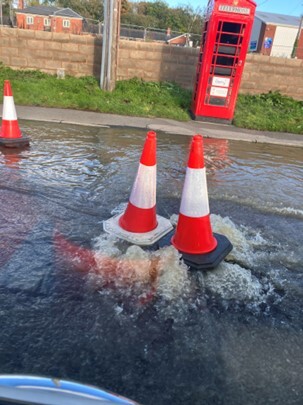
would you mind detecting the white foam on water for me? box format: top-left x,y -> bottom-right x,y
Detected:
211,214 -> 270,268
93,233 -> 121,257
272,207 -> 303,218
155,246 -> 190,301
91,214 -> 276,307
203,262 -> 264,302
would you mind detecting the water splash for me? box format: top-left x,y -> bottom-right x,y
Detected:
210,213 -> 270,268
155,246 -> 190,301
203,262 -> 264,302
91,214 -> 278,309
91,235 -> 189,303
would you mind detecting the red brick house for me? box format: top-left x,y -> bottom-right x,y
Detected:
16,5 -> 83,35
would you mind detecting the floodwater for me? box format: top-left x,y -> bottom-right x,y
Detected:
0,121 -> 302,405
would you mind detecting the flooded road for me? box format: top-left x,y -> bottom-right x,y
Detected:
0,121 -> 302,405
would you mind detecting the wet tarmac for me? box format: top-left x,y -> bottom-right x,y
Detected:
0,122 -> 302,405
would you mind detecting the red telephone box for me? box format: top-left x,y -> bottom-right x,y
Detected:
191,0 -> 256,123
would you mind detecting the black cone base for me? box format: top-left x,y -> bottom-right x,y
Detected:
180,233 -> 233,271
0,136 -> 30,148
151,231 -> 233,271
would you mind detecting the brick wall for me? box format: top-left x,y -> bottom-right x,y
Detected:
0,27 -> 303,100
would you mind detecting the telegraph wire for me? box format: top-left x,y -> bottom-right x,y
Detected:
289,1 -> 303,15
258,0 -> 271,7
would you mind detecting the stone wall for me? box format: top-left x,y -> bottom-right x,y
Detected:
0,27 -> 101,77
1,27 -> 303,100
117,40 -> 198,89
242,53 -> 303,100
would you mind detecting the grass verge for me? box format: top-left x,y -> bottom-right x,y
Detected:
234,92 -> 303,135
0,64 -> 302,134
0,64 -> 191,121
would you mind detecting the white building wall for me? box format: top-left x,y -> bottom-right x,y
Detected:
271,26 -> 298,58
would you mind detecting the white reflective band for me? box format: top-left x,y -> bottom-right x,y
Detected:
3,97 -> 17,121
180,167 -> 210,217
129,163 -> 156,209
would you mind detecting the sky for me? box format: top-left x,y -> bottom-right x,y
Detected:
164,0 -> 303,16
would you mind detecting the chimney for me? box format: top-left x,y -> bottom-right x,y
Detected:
18,0 -> 25,10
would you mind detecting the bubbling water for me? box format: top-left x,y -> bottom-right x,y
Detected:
90,213 -> 278,310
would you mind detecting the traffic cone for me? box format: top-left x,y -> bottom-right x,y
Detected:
171,135 -> 232,270
0,80 -> 30,148
103,131 -> 173,245
119,131 -> 157,233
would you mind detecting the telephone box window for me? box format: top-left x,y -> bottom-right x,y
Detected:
214,67 -> 232,76
218,45 -> 237,55
222,22 -> 242,33
209,97 -> 227,106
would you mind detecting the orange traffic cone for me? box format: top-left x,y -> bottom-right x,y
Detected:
172,135 -> 232,270
0,80 -> 30,148
119,131 -> 157,233
172,135 -> 217,254
103,131 -> 173,245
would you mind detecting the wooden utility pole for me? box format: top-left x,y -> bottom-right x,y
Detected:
100,0 -> 121,91
0,0 -> 3,26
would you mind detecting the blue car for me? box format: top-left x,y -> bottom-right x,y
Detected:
0,375 -> 140,405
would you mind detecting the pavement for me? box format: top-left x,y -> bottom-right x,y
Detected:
1,105 -> 303,147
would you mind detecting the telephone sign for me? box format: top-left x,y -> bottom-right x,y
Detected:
218,5 -> 251,14
191,0 -> 256,123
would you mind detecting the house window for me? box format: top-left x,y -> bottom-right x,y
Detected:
26,16 -> 34,25
44,18 -> 51,26
63,19 -> 70,28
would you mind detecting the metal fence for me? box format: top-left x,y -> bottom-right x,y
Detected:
119,23 -> 201,46
82,21 -> 201,46
83,18 -> 102,34
0,15 -> 13,26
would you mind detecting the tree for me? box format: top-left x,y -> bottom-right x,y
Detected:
1,0 -> 12,16
55,0 -> 103,20
121,1 -> 204,33
121,0 -> 130,15
26,0 -> 40,5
